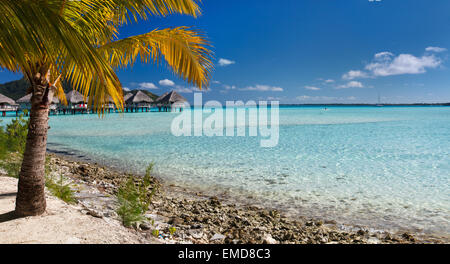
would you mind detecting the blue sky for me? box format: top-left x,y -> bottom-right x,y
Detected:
1,0 -> 450,104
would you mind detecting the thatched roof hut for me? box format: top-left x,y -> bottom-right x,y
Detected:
0,93 -> 17,115
155,90 -> 187,106
124,93 -> 133,102
66,90 -> 86,104
154,92 -> 168,104
16,94 -> 32,104
0,93 -> 16,106
17,93 -> 59,104
125,91 -> 153,104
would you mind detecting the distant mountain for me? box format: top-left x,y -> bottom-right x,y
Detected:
0,77 -> 160,101
0,77 -> 74,100
126,89 -> 159,101
0,77 -> 29,100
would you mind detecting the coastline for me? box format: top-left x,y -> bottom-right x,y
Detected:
44,152 -> 447,244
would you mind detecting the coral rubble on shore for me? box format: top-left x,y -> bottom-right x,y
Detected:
42,154 -> 445,244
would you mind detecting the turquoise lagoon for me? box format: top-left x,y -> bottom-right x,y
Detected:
2,106 -> 449,235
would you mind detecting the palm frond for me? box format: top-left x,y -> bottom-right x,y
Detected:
99,27 -> 213,89
101,0 -> 202,24
0,0 -> 123,111
61,0 -> 202,45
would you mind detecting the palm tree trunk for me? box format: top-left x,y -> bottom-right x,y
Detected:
15,82 -> 55,216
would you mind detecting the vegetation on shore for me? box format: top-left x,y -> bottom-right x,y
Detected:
45,162 -> 77,204
0,117 -> 157,222
0,117 -> 76,204
0,115 -> 28,156
0,115 -> 29,178
117,163 -> 158,227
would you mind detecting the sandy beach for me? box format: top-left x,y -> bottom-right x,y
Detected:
0,176 -> 157,244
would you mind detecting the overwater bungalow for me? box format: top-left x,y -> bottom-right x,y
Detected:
17,93 -> 59,115
154,92 -> 168,105
97,96 -> 117,113
0,93 -> 18,117
155,90 -> 187,112
83,95 -> 116,114
125,91 -> 153,112
65,90 -> 87,114
123,93 -> 133,112
106,97 -> 117,113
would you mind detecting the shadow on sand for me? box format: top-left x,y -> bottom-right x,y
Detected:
0,192 -> 17,199
0,211 -> 21,223
0,192 -> 24,223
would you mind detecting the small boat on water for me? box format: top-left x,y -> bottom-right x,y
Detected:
376,93 -> 384,107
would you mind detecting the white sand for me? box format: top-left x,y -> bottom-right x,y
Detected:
0,176 -> 156,244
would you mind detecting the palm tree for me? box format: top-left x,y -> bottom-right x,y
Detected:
0,0 -> 213,216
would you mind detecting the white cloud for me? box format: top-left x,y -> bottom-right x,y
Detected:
296,95 -> 358,102
159,79 -> 175,86
425,46 -> 447,53
365,53 -> 441,77
342,49 -> 444,80
174,85 -> 209,93
123,87 -> 131,92
374,51 -> 394,60
218,58 -> 236,67
304,85 -> 321,91
324,79 -> 335,83
174,87 -> 194,93
336,81 -> 364,89
296,95 -> 311,100
223,85 -> 236,90
212,80 -> 221,84
267,96 -> 283,100
296,95 -> 336,101
342,70 -> 368,80
240,84 -> 283,92
138,82 -> 158,89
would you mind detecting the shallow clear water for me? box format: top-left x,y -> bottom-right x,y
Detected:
2,106 -> 449,234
